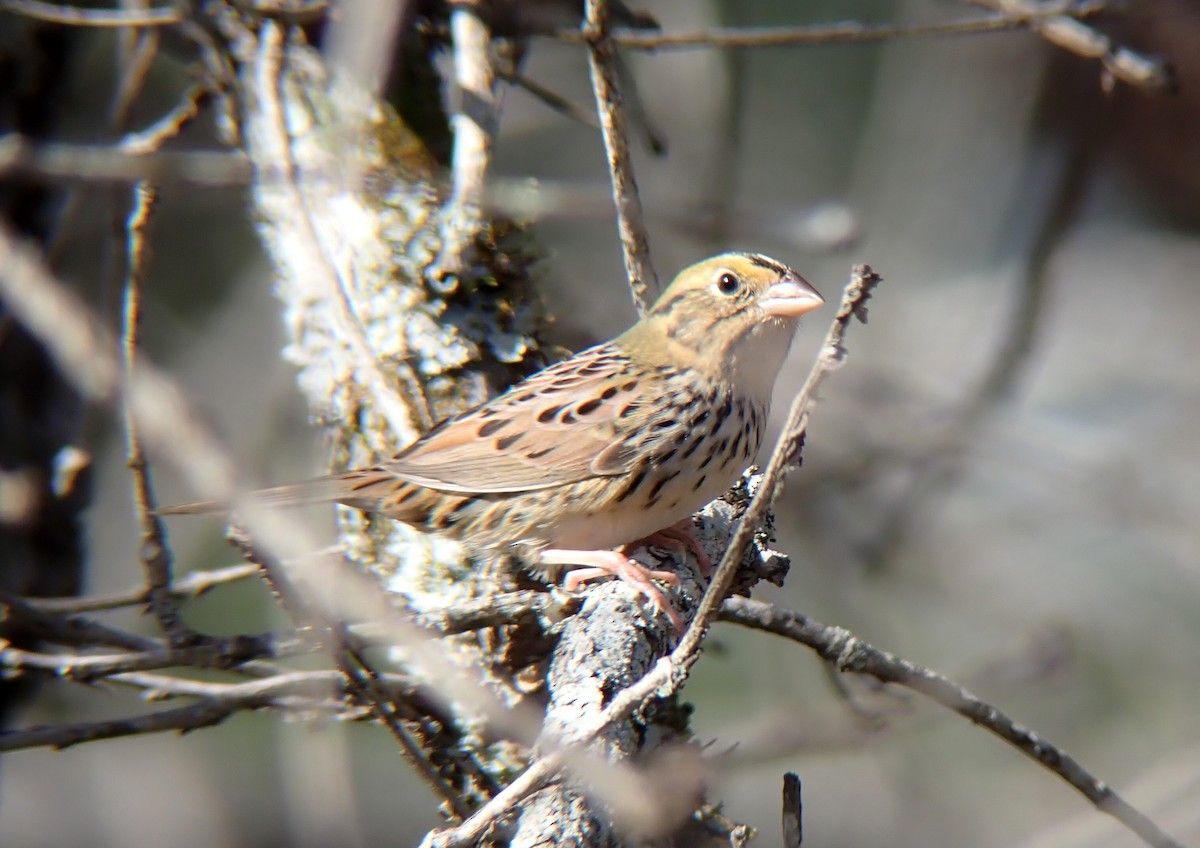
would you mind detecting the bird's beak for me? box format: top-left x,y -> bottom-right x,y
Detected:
760,274 -> 825,318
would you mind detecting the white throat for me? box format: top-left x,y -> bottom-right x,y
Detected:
725,318 -> 798,405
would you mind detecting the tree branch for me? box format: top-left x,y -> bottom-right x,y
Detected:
718,597 -> 1189,848
584,0 -> 657,314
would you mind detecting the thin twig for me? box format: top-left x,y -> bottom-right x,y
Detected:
584,0 -> 657,314
0,0 -> 182,27
556,3 -> 1098,48
0,136 -> 252,186
0,588 -> 160,653
498,68 -> 601,132
557,2 -> 1173,94
120,84 -> 211,156
112,27 -> 161,130
426,266 -> 881,848
122,180 -> 191,643
0,636 -> 283,681
966,0 -> 1175,92
0,700 -> 248,752
0,667 -> 418,754
718,597 -> 1189,848
106,668 -> 395,704
27,563 -> 262,613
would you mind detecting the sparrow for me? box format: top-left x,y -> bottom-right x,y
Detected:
161,253 -> 823,628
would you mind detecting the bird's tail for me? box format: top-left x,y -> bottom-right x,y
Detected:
154,476 -> 349,516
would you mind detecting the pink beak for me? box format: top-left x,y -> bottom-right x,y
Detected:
760,274 -> 824,318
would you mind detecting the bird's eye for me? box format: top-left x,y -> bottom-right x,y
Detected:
716,272 -> 741,295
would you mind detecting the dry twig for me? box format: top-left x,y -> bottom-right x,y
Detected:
122,180 -> 192,643
718,597 -> 1189,848
583,0 -> 657,314
27,562 -> 262,614
967,0 -> 1175,91
554,1 -> 1171,94
0,0 -> 181,27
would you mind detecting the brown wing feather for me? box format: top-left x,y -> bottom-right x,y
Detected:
379,343 -> 649,494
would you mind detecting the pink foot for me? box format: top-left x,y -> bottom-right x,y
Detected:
541,548 -> 684,631
628,519 -> 713,577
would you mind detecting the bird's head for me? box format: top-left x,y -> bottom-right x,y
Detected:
621,253 -> 824,397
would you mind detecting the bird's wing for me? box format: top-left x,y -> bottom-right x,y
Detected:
380,344 -> 655,494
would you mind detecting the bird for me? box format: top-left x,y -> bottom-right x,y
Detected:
160,253 -> 824,629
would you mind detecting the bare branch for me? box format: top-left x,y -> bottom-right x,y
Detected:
120,84 -> 210,156
0,700 -> 247,752
121,180 -> 193,643
0,669 -> 378,754
584,0 -> 657,314
0,136 -> 252,186
966,0 -> 1176,92
553,1 -> 1173,94
27,562 -> 262,614
0,0 -> 182,27
565,4 -> 1102,48
1,588 -> 160,653
718,597 -> 1189,848
0,636 -> 283,681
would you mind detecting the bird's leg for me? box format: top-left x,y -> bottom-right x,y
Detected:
626,518 -> 713,577
541,548 -> 684,631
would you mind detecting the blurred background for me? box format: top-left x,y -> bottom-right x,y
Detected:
2,0 -> 1199,845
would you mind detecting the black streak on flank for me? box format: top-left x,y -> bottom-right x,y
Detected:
692,473 -> 707,491
495,434 -> 521,451
715,395 -> 733,426
615,467 -> 648,503
576,397 -> 602,416
537,405 -> 563,423
647,470 -> 680,503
